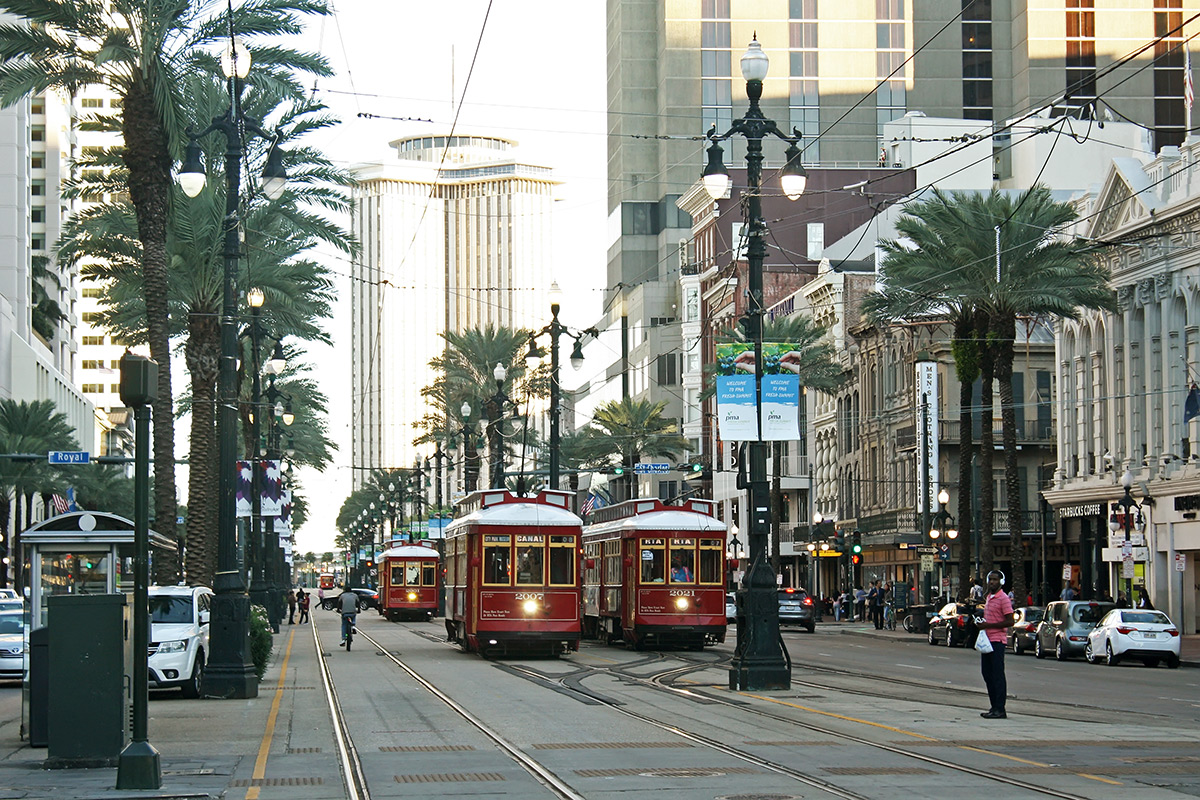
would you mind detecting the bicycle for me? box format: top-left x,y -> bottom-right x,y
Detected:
883,602 -> 896,631
340,611 -> 357,651
902,613 -> 917,633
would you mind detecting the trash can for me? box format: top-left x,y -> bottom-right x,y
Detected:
26,626 -> 49,747
908,604 -> 933,634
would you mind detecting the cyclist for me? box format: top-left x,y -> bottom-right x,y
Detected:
336,585 -> 358,647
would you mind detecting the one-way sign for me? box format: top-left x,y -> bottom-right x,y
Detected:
48,450 -> 90,464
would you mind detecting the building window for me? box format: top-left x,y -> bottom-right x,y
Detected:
81,287 -> 103,298
111,384 -> 120,393
81,98 -> 103,108
82,336 -> 105,345
31,156 -> 43,169
657,480 -> 678,503
31,100 -> 43,115
31,125 -> 44,142
962,0 -> 993,121
110,98 -> 123,108
31,208 -> 43,223
1154,0 -> 1184,148
656,353 -> 678,386
789,0 -> 819,161
31,236 -> 44,250
81,360 -> 103,370
701,0 -> 732,133
31,180 -> 45,196
876,0 -> 907,135
82,312 -> 101,323
82,384 -> 103,393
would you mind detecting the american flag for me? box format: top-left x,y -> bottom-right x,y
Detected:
1187,47 -> 1195,112
51,494 -> 69,514
581,492 -> 608,516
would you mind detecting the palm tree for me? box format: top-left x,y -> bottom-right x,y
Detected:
0,0 -> 334,574
578,398 -> 690,501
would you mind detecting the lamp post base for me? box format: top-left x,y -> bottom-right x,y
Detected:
204,591 -> 259,699
115,740 -> 161,790
728,583 -> 790,691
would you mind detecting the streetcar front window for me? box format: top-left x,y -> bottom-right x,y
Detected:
549,535 -> 575,585
422,563 -> 436,586
390,566 -> 404,587
405,562 -> 420,586
515,539 -> 545,585
484,535 -> 511,585
640,539 -> 665,583
669,539 -> 695,583
699,538 -> 723,584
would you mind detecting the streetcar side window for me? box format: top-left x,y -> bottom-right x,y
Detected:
405,562 -> 420,586
640,539 -> 665,583
549,535 -> 575,585
604,539 -> 620,585
515,535 -> 545,585
484,535 -> 511,585
669,539 -> 695,583
422,563 -> 436,586
698,538 -> 723,584
390,566 -> 404,586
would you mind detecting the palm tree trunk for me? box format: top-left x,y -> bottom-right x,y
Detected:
996,318 -> 1026,605
185,313 -> 221,585
464,436 -> 480,493
11,492 -> 22,589
485,398 -> 503,489
952,315 -> 978,598
122,80 -> 177,568
0,495 -> 9,587
979,340 -> 996,577
771,442 -> 782,574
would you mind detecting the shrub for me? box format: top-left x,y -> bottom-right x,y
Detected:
249,604 -> 274,680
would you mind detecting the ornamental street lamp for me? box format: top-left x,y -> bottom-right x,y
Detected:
178,37 -> 289,700
1109,469 -> 1144,605
810,511 -> 835,622
526,281 -> 597,491
244,289 -> 269,624
703,37 -> 807,692
929,488 -> 957,604
262,372 -> 293,627
485,363 -> 514,489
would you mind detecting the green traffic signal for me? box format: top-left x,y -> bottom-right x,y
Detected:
852,542 -> 862,554
613,466 -> 624,475
690,462 -> 703,473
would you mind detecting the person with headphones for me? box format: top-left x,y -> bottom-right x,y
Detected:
976,569 -> 1015,719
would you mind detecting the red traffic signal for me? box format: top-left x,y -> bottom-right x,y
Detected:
850,554 -> 861,565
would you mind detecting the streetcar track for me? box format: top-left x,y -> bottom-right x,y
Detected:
308,617 -> 370,800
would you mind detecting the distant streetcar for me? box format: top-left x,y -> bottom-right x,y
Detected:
582,498 -> 727,650
379,542 -> 440,621
443,489 -> 582,657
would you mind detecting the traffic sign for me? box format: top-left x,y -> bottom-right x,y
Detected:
48,450 -> 89,465
633,462 -> 671,474
1177,552 -> 1188,572
916,546 -> 937,555
920,554 -> 935,572
1062,564 -> 1072,581
938,544 -> 950,561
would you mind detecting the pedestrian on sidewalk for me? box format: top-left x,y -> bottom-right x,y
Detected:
1138,589 -> 1155,610
297,588 -> 310,624
977,569 -> 1015,720
854,585 -> 866,622
287,589 -> 297,625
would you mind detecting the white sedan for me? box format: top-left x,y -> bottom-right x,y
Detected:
1085,608 -> 1181,668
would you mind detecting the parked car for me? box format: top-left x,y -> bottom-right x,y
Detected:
0,598 -> 22,613
0,588 -> 19,600
0,609 -> 26,680
1086,608 -> 1181,668
352,588 -> 380,611
1034,599 -> 1115,660
777,588 -> 815,632
927,602 -> 976,647
148,584 -> 213,697
1008,606 -> 1045,655
725,592 -> 737,623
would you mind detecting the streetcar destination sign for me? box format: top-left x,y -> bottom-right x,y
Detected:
48,451 -> 89,464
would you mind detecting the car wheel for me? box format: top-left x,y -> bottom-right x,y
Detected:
1084,641 -> 1094,663
1167,655 -> 1181,669
1014,637 -> 1025,656
180,652 -> 204,699
805,621 -> 815,633
928,627 -> 938,645
1105,641 -> 1120,667
946,628 -> 954,648
1034,637 -> 1046,659
1055,637 -> 1067,661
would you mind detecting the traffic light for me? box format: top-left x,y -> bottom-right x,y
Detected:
689,462 -> 703,474
850,554 -> 861,566
851,531 -> 862,555
834,529 -> 846,551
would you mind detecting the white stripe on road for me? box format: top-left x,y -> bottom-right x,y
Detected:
895,663 -> 925,670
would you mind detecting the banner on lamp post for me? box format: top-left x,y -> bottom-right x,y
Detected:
915,360 -> 939,514
714,342 -> 802,442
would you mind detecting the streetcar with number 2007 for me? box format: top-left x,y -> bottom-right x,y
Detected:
378,542 -> 440,621
443,489 -> 582,657
582,498 -> 727,650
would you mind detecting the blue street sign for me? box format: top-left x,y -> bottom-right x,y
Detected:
48,451 -> 89,465
633,463 -> 671,474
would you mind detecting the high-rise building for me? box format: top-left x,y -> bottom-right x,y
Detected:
350,135 -> 558,483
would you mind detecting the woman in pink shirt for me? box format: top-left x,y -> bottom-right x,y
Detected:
977,569 -> 1015,719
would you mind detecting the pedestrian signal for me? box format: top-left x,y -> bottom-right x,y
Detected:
850,554 -> 861,565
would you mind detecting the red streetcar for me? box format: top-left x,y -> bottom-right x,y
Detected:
443,489 -> 582,657
379,543 -> 440,621
582,498 -> 727,650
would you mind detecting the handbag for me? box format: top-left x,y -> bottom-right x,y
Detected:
974,630 -> 994,654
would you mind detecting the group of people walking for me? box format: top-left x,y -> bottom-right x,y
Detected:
827,581 -> 911,628
285,588 -> 311,624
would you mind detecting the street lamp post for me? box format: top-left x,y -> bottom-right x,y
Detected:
703,36 -> 808,692
929,488 -> 958,604
178,38 -> 287,700
486,363 -> 512,489
1109,469 -> 1143,604
262,371 -> 292,623
526,282 -> 596,490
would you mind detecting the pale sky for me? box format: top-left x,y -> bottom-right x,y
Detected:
290,1 -> 608,554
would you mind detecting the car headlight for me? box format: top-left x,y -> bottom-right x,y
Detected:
674,597 -> 690,610
157,639 -> 188,653
522,599 -> 539,615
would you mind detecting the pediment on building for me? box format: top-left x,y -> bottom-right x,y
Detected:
1086,158 -> 1156,241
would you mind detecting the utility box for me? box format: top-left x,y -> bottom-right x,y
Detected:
25,626 -> 49,747
45,594 -> 132,768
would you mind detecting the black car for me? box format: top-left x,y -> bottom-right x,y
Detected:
1007,606 -> 1045,655
927,602 -> 976,647
351,588 -> 380,611
777,588 -> 816,632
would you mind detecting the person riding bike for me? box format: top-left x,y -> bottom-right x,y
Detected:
337,585 -> 358,646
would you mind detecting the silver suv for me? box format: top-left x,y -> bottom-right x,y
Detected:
1034,599 -> 1115,661
148,585 -> 213,697
778,588 -> 816,632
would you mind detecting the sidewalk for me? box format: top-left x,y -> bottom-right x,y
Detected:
0,624 -> 344,800
831,619 -> 1200,667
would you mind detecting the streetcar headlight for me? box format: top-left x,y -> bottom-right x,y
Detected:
523,599 -> 539,615
406,592 -> 417,601
675,597 -> 690,611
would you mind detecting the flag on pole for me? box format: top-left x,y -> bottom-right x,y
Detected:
50,494 -> 69,515
1185,383 -> 1200,424
1186,46 -> 1195,112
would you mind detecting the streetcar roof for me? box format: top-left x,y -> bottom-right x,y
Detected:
446,501 -> 581,530
585,509 -> 726,535
379,544 -> 439,559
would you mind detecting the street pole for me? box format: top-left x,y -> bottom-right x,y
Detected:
116,353 -> 160,789
247,297 -> 265,618
549,297 -> 561,490
920,394 -> 932,606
